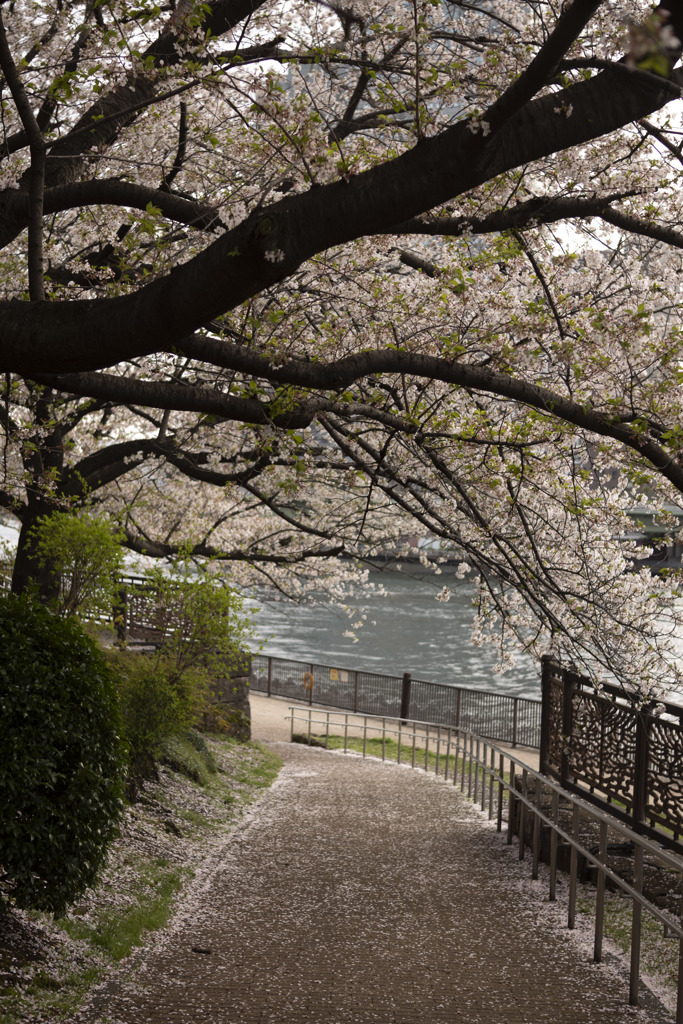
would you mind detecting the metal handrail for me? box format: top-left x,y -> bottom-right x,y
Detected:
288,705 -> 683,1023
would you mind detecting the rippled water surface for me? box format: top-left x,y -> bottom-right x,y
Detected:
247,566 -> 541,700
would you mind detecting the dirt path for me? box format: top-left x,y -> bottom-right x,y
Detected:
74,734 -> 663,1024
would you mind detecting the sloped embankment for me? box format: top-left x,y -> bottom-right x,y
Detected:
0,735 -> 281,1024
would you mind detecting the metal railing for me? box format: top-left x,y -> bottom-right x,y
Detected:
251,652 -> 542,748
288,705 -> 683,1023
541,657 -> 683,853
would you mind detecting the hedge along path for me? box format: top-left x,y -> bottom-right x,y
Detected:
73,735 -> 670,1024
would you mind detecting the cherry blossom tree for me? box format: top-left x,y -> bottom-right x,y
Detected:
1,380 -> 372,599
3,1 -> 683,693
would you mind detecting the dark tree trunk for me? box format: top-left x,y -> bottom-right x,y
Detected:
11,506 -> 60,603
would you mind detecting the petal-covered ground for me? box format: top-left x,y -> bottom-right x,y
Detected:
73,715 -> 669,1024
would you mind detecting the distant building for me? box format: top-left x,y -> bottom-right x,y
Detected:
622,504 -> 683,573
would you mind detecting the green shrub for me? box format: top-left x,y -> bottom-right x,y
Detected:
29,511 -> 124,619
184,728 -> 218,773
158,733 -> 216,786
142,560 -> 255,684
106,650 -> 205,784
202,703 -> 251,742
108,562 -> 255,785
0,594 -> 125,915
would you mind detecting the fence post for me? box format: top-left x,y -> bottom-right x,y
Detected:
113,585 -> 127,644
539,654 -> 553,773
353,671 -> 359,713
309,663 -> 315,707
633,706 -> 652,830
267,656 -> 272,697
400,672 -> 412,723
560,667 -> 576,790
512,697 -> 519,748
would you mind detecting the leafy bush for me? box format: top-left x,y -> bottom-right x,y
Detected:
158,732 -> 217,786
107,561 -> 255,788
142,560 -> 255,684
107,649 -> 207,785
29,511 -> 124,619
0,594 -> 125,915
183,728 -> 218,772
202,703 -> 251,742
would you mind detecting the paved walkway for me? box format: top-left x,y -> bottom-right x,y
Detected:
77,699 -> 666,1024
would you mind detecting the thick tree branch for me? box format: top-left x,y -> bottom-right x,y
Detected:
40,180 -> 222,231
3,62 -> 682,375
598,205 -> 683,249
392,191 -> 641,237
160,103 -> 189,194
31,338 -> 683,495
30,372 -> 318,429
481,0 -> 604,135
64,436 -> 272,495
122,528 -> 345,563
397,191 -> 683,253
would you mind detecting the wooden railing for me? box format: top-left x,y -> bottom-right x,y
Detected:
113,574 -> 174,643
0,570 -> 163,637
540,656 -> 683,855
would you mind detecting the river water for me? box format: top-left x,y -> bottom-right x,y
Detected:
247,565 -> 541,700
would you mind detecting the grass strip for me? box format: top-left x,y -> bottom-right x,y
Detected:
61,860 -> 188,961
577,891 -> 679,999
307,733 -> 512,786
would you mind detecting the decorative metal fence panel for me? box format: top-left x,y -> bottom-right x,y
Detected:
250,653 -> 541,748
540,656 -> 683,853
541,672 -> 564,776
570,690 -> 637,814
649,715 -> 683,837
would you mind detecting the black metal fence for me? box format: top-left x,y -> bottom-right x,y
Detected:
540,656 -> 683,854
0,560 -> 541,747
250,653 -> 541,748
